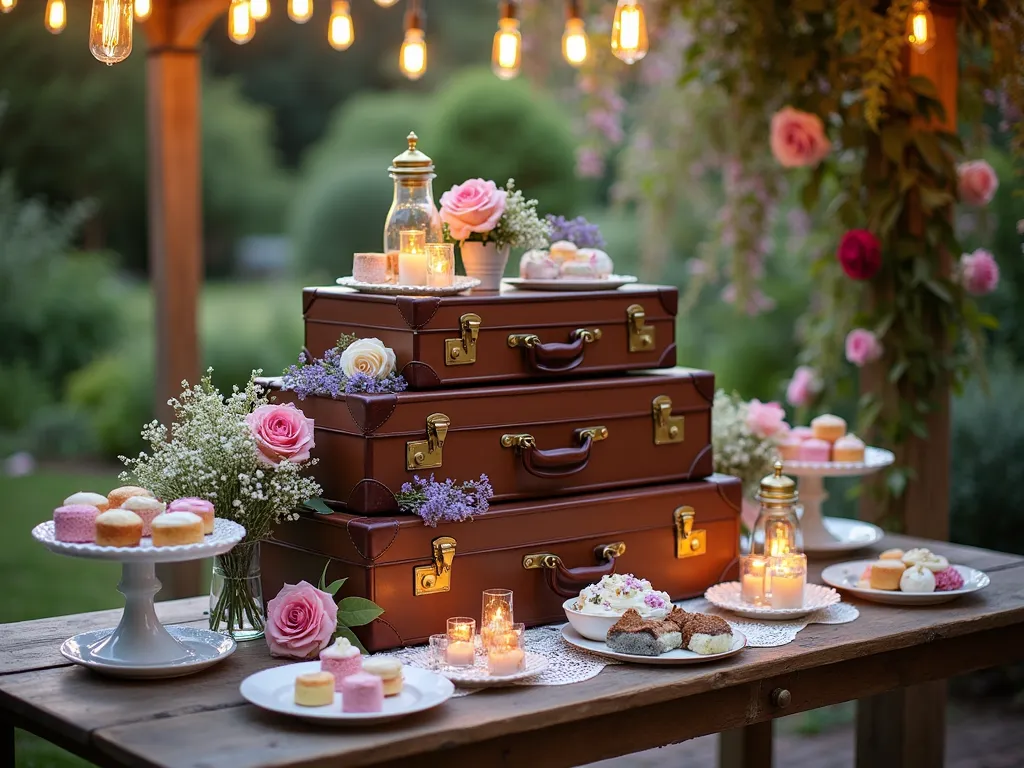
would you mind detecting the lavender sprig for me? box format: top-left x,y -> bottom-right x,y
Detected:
396,474 -> 494,527
281,344 -> 407,400
545,214 -> 606,249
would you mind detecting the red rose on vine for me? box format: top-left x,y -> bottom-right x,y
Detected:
837,230 -> 881,280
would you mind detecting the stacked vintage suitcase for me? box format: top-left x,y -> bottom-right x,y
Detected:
263,285 -> 741,651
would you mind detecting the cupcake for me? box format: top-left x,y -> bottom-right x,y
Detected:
168,497 -> 215,534
778,434 -> 803,461
577,248 -> 614,278
320,637 -> 363,691
95,509 -> 144,547
121,496 -> 166,536
790,426 -> 814,441
798,438 -> 831,462
879,548 -> 905,561
63,492 -> 109,513
548,240 -> 578,262
107,486 -> 154,511
519,250 -> 559,279
151,511 -> 204,547
899,565 -> 936,593
832,434 -> 866,463
53,504 -> 101,543
811,414 -> 847,442
869,560 -> 906,590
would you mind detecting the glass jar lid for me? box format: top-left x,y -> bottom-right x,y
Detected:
389,132 -> 435,177
755,460 -> 798,506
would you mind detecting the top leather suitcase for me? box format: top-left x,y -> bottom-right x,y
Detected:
302,283 -> 678,389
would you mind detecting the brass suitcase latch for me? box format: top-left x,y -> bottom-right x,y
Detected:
652,395 -> 685,445
445,313 -> 481,366
414,536 -> 457,595
674,506 -> 706,559
406,413 -> 450,470
626,303 -> 655,353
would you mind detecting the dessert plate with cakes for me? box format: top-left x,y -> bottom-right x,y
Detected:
821,547 -> 990,606
506,241 -> 638,291
335,275 -> 480,297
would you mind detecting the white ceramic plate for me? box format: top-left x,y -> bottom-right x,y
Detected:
503,275 -> 639,292
784,447 -> 895,477
704,582 -> 841,620
560,625 -> 746,666
240,661 -> 455,725
435,652 -> 548,688
821,560 -> 990,605
803,517 -> 886,555
32,518 -> 246,563
61,626 -> 237,679
562,597 -> 672,642
335,275 -> 480,296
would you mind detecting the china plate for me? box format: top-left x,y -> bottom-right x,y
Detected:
560,625 -> 746,665
704,582 -> 841,620
61,626 -> 237,679
803,517 -> 885,555
31,519 -> 246,563
435,652 -> 549,688
336,275 -> 480,296
240,661 -> 454,725
503,275 -> 639,292
783,446 -> 895,477
821,560 -> 990,605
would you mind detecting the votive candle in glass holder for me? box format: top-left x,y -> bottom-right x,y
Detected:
486,622 -> 526,676
445,617 -> 476,667
425,243 -> 455,287
398,229 -> 428,286
428,633 -> 448,669
768,554 -> 807,609
480,588 -> 514,646
740,555 -> 768,605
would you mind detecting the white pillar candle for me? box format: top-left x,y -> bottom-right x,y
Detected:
768,554 -> 807,609
444,640 -> 476,667
398,229 -> 428,286
740,555 -> 767,604
486,647 -> 525,676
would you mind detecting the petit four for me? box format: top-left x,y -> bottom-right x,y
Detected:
811,414 -> 847,442
361,657 -> 404,696
548,240 -> 578,262
869,560 -> 906,590
107,486 -> 154,510
573,574 -> 671,618
168,497 -> 215,534
899,564 -> 936,593
577,248 -> 614,278
798,438 -> 832,462
150,511 -> 204,547
606,609 -> 682,656
934,567 -> 965,592
95,509 -> 144,547
320,637 -> 363,690
901,548 -> 949,572
519,250 -> 559,279
294,671 -> 335,707
790,426 -> 814,441
341,671 -> 384,713
778,434 -> 803,461
63,492 -> 109,512
53,504 -> 101,543
121,496 -> 166,536
352,252 -> 390,284
680,613 -> 734,655
832,434 -> 866,462
879,548 -> 905,561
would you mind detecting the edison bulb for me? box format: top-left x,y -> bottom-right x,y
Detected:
562,17 -> 588,66
399,27 -> 426,80
611,0 -> 648,64
374,0 -> 399,6
228,0 -> 255,44
491,17 -> 521,80
135,0 -> 151,21
45,0 -> 66,33
328,1 -> 353,49
90,0 -> 133,64
288,0 -> 312,23
1,0 -> 16,14
906,1 -> 936,53
250,0 -> 269,22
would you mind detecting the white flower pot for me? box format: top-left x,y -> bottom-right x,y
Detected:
460,241 -> 510,292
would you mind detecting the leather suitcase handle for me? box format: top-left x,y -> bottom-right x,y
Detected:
523,542 -> 626,598
507,328 -> 601,373
501,426 -> 607,479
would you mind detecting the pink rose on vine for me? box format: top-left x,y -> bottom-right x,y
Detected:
958,249 -> 1000,296
957,160 -> 999,207
769,107 -> 831,168
845,329 -> 884,367
746,400 -> 789,439
837,229 -> 882,281
786,366 -> 821,408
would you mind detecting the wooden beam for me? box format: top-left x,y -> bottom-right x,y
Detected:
719,721 -> 773,768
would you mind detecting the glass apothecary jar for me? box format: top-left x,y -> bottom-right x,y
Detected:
749,460 -> 803,557
383,132 -> 442,266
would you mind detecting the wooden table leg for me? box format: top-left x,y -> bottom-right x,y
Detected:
856,681 -> 946,768
1,714 -> 14,767
719,721 -> 773,768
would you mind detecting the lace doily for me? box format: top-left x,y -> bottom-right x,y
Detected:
677,598 -> 859,647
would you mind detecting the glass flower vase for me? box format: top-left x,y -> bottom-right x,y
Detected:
209,540 -> 265,641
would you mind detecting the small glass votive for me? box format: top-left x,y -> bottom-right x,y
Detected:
352,252 -> 390,284
428,633 -> 448,668
740,555 -> 768,605
486,622 -> 526,676
480,588 -> 514,646
445,617 -> 476,667
398,229 -> 428,286
768,554 -> 807,609
425,243 -> 455,287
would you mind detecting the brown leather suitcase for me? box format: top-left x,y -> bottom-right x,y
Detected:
264,366 -> 713,514
301,283 -> 677,389
261,475 -> 741,651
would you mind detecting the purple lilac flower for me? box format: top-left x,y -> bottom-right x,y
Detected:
545,214 -> 606,248
397,474 -> 494,527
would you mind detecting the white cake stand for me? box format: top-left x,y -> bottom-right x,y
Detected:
32,518 -> 246,679
784,447 -> 895,556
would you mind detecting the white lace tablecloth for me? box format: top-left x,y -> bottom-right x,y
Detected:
374,599 -> 859,695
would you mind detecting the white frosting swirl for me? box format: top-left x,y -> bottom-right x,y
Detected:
572,574 -> 672,617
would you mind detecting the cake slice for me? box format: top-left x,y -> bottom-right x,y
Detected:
681,613 -> 735,655
605,609 -> 682,656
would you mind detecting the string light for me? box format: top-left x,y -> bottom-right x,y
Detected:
610,0 -> 647,64
89,0 -> 133,64
561,0 -> 588,67
135,0 -> 151,21
288,0 -> 313,24
250,0 -> 269,22
907,0 -> 936,54
400,0 -> 427,81
374,0 -> 399,6
45,0 -> 66,34
328,0 -> 354,50
1,0 -> 16,14
228,0 -> 255,44
492,1 -> 521,80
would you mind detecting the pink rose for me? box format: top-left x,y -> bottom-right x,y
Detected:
770,107 -> 831,168
265,581 -> 338,659
959,249 -> 1000,296
845,328 -> 884,367
439,179 -> 507,241
746,399 -> 789,439
786,366 -> 820,408
957,160 -> 999,207
246,403 -> 315,467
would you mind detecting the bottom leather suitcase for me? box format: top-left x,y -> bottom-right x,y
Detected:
262,475 -> 741,651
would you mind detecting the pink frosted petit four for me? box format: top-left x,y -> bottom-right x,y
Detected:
778,434 -> 803,461
121,496 -> 167,537
168,497 -> 216,534
798,438 -> 832,462
341,671 -> 384,713
320,637 -> 363,691
53,504 -> 101,543
790,426 -> 814,441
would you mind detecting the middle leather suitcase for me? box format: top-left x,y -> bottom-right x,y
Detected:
266,366 -> 714,514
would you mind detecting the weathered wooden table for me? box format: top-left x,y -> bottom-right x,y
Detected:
2,535 -> 1022,768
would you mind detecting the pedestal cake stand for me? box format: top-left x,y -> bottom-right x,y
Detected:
31,518 -> 246,679
785,447 -> 895,556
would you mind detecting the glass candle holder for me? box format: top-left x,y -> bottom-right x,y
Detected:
768,554 -> 807,609
740,555 -> 768,605
445,617 -> 476,667
480,588 -> 514,647
428,633 -> 448,668
425,243 -> 455,287
486,622 -> 526,676
398,229 -> 428,286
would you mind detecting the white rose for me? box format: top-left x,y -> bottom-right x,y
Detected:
339,338 -> 396,379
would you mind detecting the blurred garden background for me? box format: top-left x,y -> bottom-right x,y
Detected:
1,0 -> 1022,765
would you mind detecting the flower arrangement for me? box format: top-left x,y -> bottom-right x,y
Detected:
120,371 -> 321,637
441,178 -> 551,251
396,474 -> 494,527
282,334 -> 407,399
712,390 -> 789,500
545,214 -> 606,248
